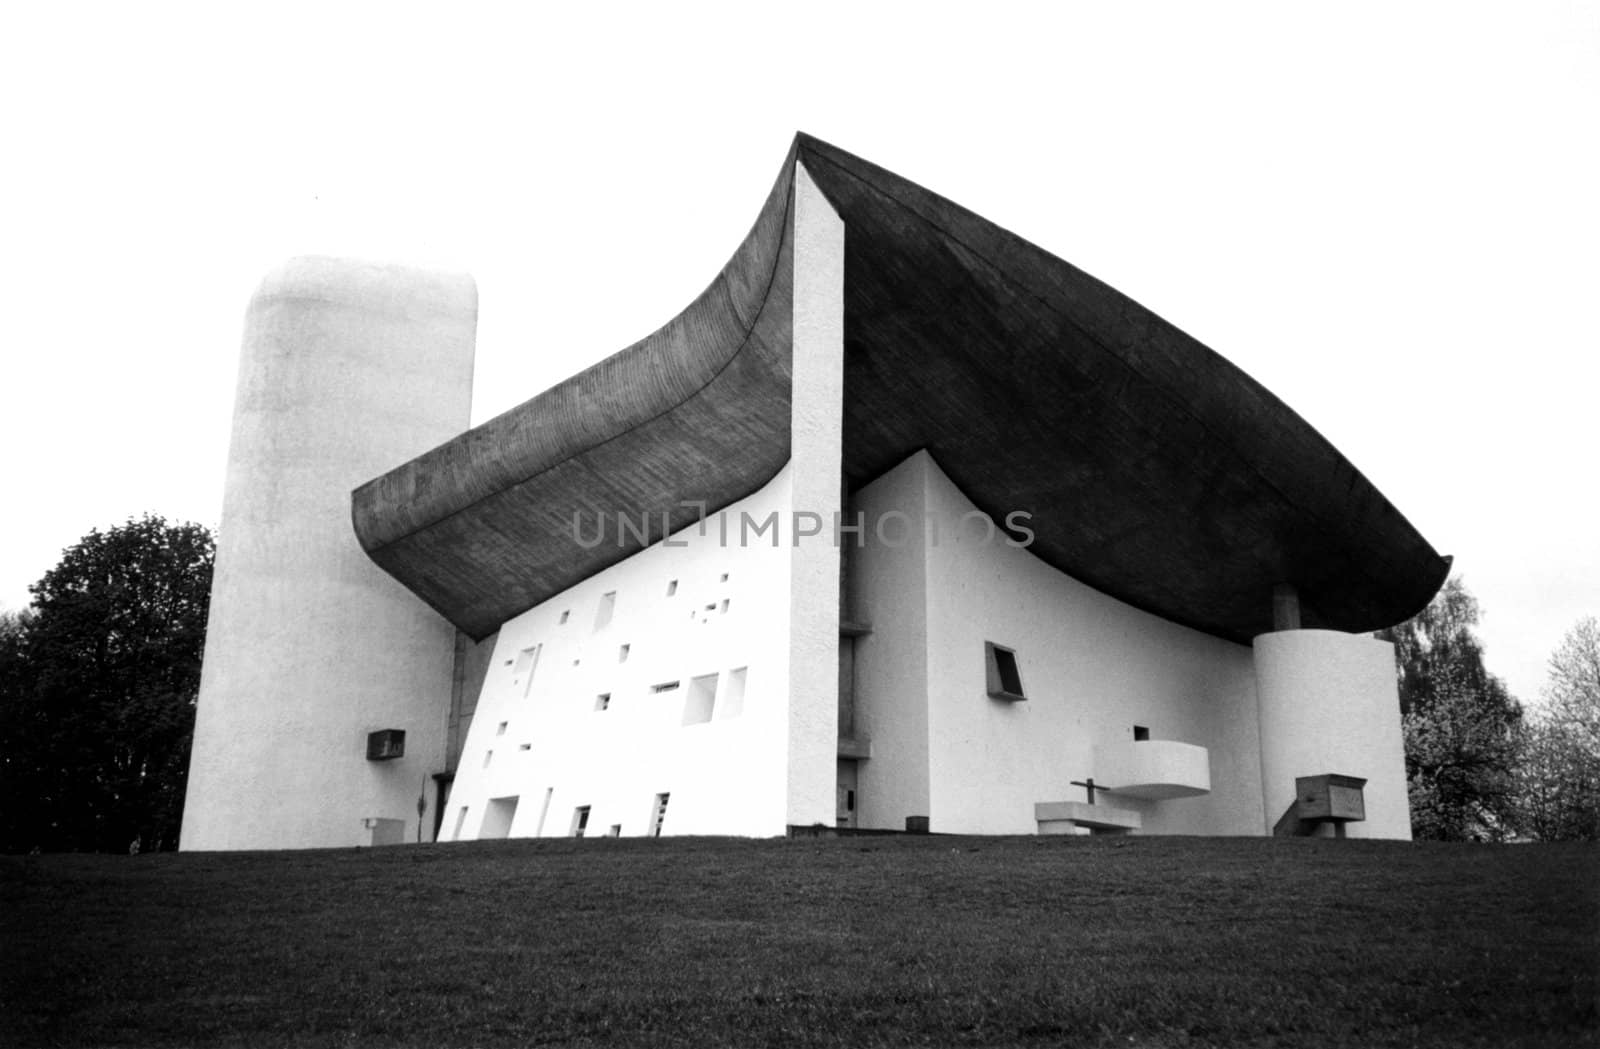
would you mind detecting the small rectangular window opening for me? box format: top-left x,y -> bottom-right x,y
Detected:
559,610 -> 570,625
719,573 -> 729,582
650,792 -> 670,837
683,673 -> 718,725
666,579 -> 678,597
495,721 -> 508,736
651,680 -> 681,694
607,824 -> 622,837
594,591 -> 616,632
571,805 -> 590,838
515,644 -> 542,698
595,693 -> 611,712
984,641 -> 1026,701
618,643 -> 630,663
1134,725 -> 1150,741
720,599 -> 730,614
518,742 -> 532,751
719,667 -> 748,719
480,795 -> 519,840
482,750 -> 494,769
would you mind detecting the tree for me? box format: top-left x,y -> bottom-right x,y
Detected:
0,516 -> 214,853
1515,618 -> 1600,841
1376,577 -> 1524,841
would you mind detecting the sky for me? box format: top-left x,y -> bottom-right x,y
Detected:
1,3 -> 1595,705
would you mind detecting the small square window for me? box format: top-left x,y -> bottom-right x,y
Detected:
984,641 -> 1026,701
595,693 -> 611,712
1134,725 -> 1150,741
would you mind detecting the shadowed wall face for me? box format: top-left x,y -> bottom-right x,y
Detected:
181,257 -> 477,851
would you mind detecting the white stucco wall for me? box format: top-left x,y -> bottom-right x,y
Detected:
851,451 -> 1270,836
1253,630 -> 1412,839
441,466 -> 806,840
181,257 -> 475,851
846,457 -> 932,829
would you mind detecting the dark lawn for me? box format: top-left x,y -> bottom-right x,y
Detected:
1,835 -> 1594,1048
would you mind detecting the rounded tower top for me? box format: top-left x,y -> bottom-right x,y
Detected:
251,255 -> 477,322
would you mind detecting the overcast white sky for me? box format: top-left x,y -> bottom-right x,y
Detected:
2,3 -> 1594,704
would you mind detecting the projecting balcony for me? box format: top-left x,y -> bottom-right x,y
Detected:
1092,739 -> 1211,800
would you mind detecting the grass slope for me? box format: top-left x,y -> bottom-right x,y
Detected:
1,835 -> 1595,1048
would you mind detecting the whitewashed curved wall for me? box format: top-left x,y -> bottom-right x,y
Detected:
440,466 -> 805,840
1253,630 -> 1411,839
851,451 -> 1269,836
181,257 -> 475,851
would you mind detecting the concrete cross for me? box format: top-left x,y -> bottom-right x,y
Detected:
1070,778 -> 1105,804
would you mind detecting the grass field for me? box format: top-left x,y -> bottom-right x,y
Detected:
1,835 -> 1594,1048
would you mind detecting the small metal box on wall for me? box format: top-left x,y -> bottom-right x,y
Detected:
1294,773 -> 1366,822
366,729 -> 406,761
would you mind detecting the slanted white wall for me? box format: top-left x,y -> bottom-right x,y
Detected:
851,451 -> 1270,836
441,466 -> 806,840
1254,631 -> 1412,839
443,161 -> 848,842
181,257 -> 476,851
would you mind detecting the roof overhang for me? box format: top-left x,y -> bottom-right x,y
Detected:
351,133 -> 1449,643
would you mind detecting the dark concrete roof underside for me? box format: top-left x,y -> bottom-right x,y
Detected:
352,133 -> 1449,644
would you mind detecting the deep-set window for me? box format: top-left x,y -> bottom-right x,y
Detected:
984,641 -> 1026,701
594,591 -> 616,632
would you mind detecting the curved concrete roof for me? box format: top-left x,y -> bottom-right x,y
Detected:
352,133 -> 1449,644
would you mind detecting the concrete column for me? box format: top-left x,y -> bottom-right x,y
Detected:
785,163 -> 846,828
181,257 -> 476,850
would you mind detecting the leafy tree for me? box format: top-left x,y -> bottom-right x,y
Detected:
0,516 -> 214,853
1377,577 -> 1524,841
1515,617 -> 1600,841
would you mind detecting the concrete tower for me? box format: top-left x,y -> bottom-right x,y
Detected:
181,257 -> 476,850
